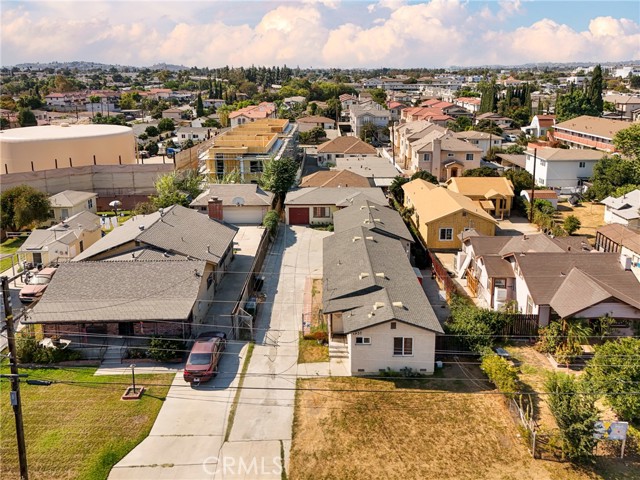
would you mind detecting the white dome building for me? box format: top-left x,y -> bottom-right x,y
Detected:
0,124 -> 137,174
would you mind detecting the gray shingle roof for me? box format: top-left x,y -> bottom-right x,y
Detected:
20,211 -> 102,251
27,260 -> 207,324
323,227 -> 443,334
190,184 -> 273,207
333,198 -> 413,243
48,190 -> 97,208
285,187 -> 386,206
73,205 -> 237,264
512,252 -> 640,307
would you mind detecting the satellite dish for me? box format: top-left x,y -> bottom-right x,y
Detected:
232,196 -> 245,207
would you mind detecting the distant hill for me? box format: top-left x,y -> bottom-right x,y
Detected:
11,61 -> 188,71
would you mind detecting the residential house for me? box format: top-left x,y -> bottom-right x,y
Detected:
601,189 -> 640,228
333,198 -> 414,257
525,147 -> 604,189
19,211 -> 102,266
323,227 -> 443,375
49,190 -> 98,222
334,155 -> 401,188
349,104 -> 391,137
595,223 -> 640,278
409,132 -> 482,180
393,121 -> 445,170
453,130 -> 503,156
284,187 -> 386,225
205,118 -> 293,182
339,94 -> 358,113
603,94 -> 640,121
495,153 -> 526,171
203,98 -> 226,109
190,184 -> 273,225
229,102 -> 277,127
299,170 -> 372,188
400,107 -> 453,126
74,204 -> 237,294
457,234 -> 640,329
316,136 -> 377,166
446,177 -> 515,218
24,260 -> 211,346
386,101 -> 407,122
521,115 -> 556,138
283,96 -> 307,109
162,108 -> 184,120
296,115 -> 336,132
454,97 -> 481,113
475,112 -> 513,129
520,190 -> 559,209
402,179 -> 497,250
175,126 -> 213,143
552,115 -> 629,152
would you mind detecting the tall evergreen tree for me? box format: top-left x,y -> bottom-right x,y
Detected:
588,64 -> 604,114
196,92 -> 204,118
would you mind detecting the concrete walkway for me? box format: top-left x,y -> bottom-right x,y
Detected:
420,269 -> 450,326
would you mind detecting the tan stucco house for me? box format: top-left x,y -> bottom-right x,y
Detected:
49,190 -> 98,223
446,177 -> 515,218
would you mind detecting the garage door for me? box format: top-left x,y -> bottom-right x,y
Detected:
289,207 -> 310,225
223,207 -> 263,225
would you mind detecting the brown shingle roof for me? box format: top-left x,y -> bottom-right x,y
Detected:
553,115 -> 629,140
596,223 -> 640,253
299,170 -> 371,188
317,136 -> 377,155
297,116 -> 335,124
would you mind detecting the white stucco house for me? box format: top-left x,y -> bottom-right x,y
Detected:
525,147 -> 604,189
601,189 -> 640,229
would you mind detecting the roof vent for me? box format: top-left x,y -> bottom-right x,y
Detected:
138,225 -> 145,230
373,301 -> 385,310
352,236 -> 362,242
360,206 -> 367,210
392,301 -> 404,308
359,272 -> 369,279
375,272 -> 385,278
60,122 -> 70,127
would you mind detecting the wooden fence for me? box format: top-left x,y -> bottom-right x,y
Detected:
499,314 -> 539,338
428,250 -> 458,301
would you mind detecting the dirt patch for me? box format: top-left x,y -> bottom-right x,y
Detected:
289,371 -> 606,480
555,202 -> 605,242
299,278 -> 328,363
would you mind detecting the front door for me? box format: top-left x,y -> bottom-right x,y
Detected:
118,323 -> 134,336
450,167 -> 458,177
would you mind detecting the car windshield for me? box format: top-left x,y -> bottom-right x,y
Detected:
29,277 -> 51,285
188,353 -> 212,366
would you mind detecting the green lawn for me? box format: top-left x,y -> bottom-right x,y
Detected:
1,364 -> 173,480
0,236 -> 26,273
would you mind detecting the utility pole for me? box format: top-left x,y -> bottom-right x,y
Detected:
2,276 -> 29,480
529,148 -> 537,224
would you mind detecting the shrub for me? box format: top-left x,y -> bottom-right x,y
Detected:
447,298 -> 511,352
563,215 -> 581,235
481,353 -> 520,400
16,336 -> 82,364
545,372 -> 598,461
147,336 -> 186,362
262,210 -> 279,236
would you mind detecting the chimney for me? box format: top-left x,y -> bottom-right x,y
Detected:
208,196 -> 223,221
433,137 -> 442,179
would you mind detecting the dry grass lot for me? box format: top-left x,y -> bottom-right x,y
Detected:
299,278 -> 329,363
556,202 -> 605,241
290,364 -> 617,480
1,365 -> 172,480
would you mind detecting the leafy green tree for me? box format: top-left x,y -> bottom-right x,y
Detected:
0,117 -> 9,129
259,157 -> 299,209
410,170 -> 439,185
262,210 -> 279,236
504,144 -> 525,154
1,185 -> 52,231
151,169 -> 204,208
447,297 -> 510,352
474,119 -> 502,135
389,176 -> 409,203
196,92 -> 205,118
462,167 -> 500,177
545,372 -> 598,461
17,108 -> 37,127
445,116 -> 472,132
202,118 -> 222,128
585,337 -> 640,421
563,215 -> 581,235
586,155 -> 639,200
359,122 -> 380,142
118,92 -> 138,110
366,88 -> 386,107
157,118 -> 175,132
555,88 -> 599,123
613,124 -> 640,161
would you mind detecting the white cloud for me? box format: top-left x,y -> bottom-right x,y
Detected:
1,1 -> 639,68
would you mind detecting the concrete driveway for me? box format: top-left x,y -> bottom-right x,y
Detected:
219,226 -> 330,479
496,215 -> 539,236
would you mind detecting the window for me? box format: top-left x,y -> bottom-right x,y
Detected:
466,153 -> 474,161
250,161 -> 263,173
423,153 -> 431,161
216,160 -> 224,175
87,199 -> 93,209
494,278 -> 506,288
313,207 -> 330,218
579,161 -> 586,168
539,160 -> 546,167
393,337 -> 413,356
526,295 -> 534,314
439,228 -> 453,241
447,153 -> 454,157
207,272 -> 214,290
390,322 -> 397,330
355,337 -> 371,345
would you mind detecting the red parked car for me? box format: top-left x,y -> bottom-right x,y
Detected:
183,331 -> 227,384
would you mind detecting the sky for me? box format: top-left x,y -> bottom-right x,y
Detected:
1,0 -> 639,68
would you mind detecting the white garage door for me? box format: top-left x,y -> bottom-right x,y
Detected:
223,207 -> 264,225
